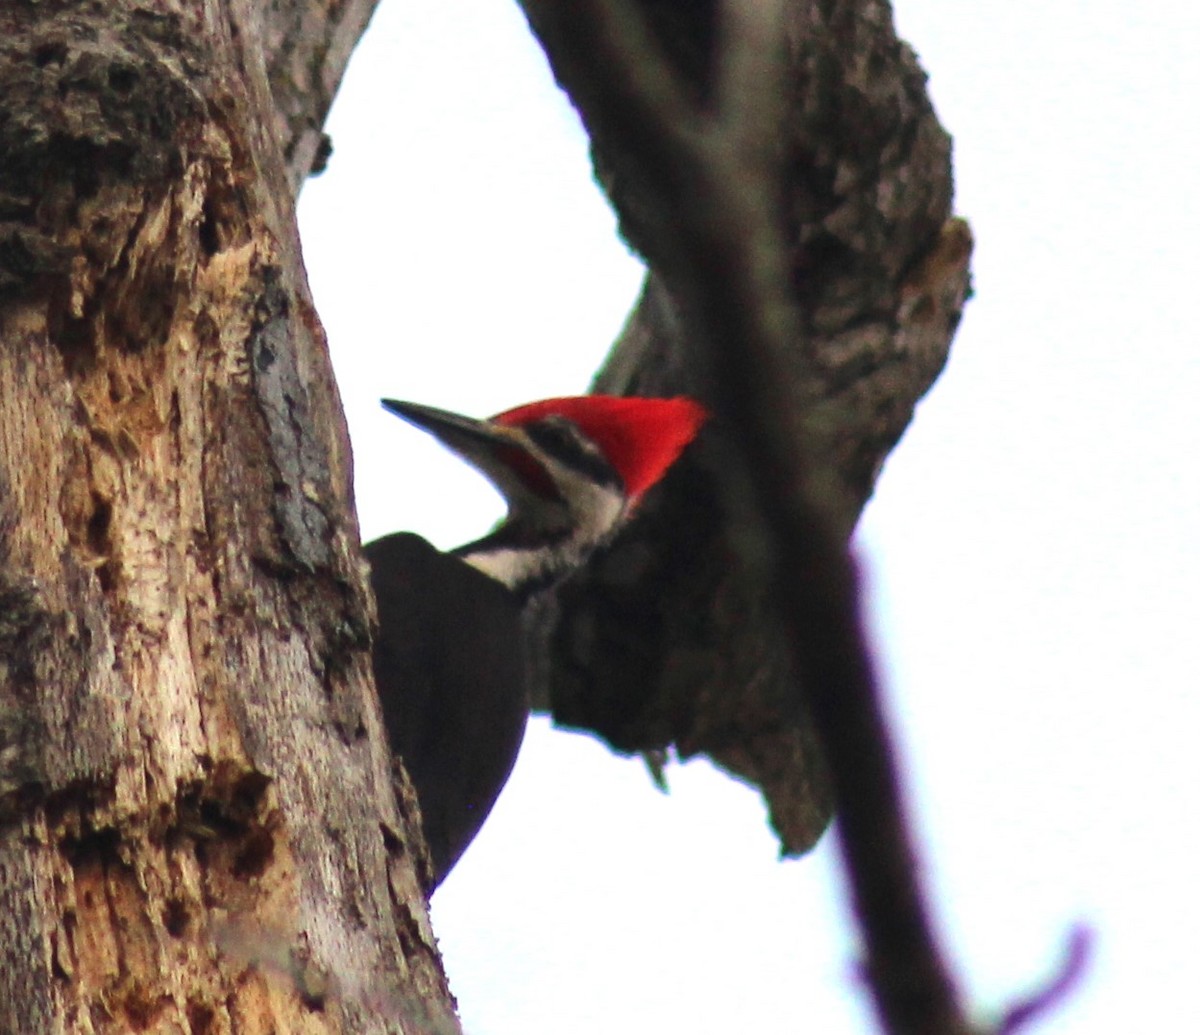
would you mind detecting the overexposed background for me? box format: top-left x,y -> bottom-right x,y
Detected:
298,2 -> 1200,1031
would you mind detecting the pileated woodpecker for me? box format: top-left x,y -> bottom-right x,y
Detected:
365,395 -> 706,890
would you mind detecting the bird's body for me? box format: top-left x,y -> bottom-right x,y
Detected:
367,394 -> 706,890
366,531 -> 526,885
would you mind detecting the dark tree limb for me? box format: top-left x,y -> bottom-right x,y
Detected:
517,1 -> 975,1033
522,0 -> 970,860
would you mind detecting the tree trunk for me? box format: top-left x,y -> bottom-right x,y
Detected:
0,2 -> 453,1033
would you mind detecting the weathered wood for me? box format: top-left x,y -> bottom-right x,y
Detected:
0,2 -> 452,1032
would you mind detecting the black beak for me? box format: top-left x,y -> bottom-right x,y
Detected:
382,398 -> 518,452
381,397 -> 537,488
382,398 -> 561,505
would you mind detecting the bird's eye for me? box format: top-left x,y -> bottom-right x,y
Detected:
495,444 -> 561,501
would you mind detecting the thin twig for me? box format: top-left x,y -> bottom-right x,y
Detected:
997,924 -> 1094,1035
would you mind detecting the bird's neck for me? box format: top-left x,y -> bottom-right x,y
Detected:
454,494 -> 626,600
454,537 -> 578,600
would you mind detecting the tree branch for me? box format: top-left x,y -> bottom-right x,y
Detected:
523,0 -> 970,860
518,1 -> 975,1032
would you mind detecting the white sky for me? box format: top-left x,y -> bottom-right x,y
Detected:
298,2 -> 1200,1031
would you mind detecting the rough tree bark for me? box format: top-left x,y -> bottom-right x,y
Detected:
0,2 -> 452,1033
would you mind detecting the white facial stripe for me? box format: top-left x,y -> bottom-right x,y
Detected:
462,480 -> 627,593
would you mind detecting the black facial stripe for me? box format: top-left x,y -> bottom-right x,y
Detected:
524,418 -> 622,490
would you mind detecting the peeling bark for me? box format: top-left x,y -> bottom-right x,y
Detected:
0,2 -> 451,1032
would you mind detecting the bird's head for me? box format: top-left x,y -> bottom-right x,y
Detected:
382,394 -> 707,594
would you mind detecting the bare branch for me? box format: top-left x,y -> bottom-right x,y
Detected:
517,1 -> 978,1032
